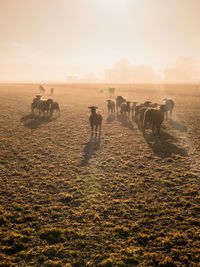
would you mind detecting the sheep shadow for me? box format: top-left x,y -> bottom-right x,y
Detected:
143,131 -> 188,158
20,113 -> 55,129
170,119 -> 187,132
80,136 -> 101,166
106,115 -> 115,124
117,114 -> 134,130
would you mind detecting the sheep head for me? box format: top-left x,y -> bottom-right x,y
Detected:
88,106 -> 98,114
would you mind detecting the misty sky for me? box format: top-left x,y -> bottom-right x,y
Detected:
0,0 -> 200,81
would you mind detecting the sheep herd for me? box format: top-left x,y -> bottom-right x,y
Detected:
89,95 -> 175,138
31,95 -> 60,117
31,86 -> 174,139
107,97 -> 174,137
88,94 -> 174,138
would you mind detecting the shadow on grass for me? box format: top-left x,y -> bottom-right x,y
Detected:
170,119 -> 187,132
80,136 -> 101,166
143,130 -> 188,158
117,114 -> 134,130
20,113 -> 56,129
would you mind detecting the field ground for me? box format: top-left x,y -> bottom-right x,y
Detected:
0,83 -> 200,266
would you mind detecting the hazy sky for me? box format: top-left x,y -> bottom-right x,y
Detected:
0,0 -> 200,81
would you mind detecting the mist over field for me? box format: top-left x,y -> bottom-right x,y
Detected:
1,0 -> 200,83
1,0 -> 200,265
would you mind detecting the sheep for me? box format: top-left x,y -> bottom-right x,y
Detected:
107,99 -> 115,115
163,98 -> 175,120
108,88 -> 115,98
39,85 -> 46,95
138,103 -> 159,129
50,88 -> 54,95
116,96 -> 126,113
50,100 -> 60,117
37,98 -> 52,117
31,95 -> 41,113
131,102 -> 137,118
120,101 -> 131,118
142,104 -> 166,136
138,106 -> 149,129
135,101 -> 151,122
88,106 -> 103,137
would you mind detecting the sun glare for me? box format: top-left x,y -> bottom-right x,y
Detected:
101,0 -> 125,6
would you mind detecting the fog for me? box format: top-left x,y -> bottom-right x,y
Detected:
0,0 -> 200,82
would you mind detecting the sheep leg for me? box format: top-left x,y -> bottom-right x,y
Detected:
142,120 -> 146,135
170,110 -> 172,120
166,111 -> 168,121
91,125 -> 94,137
99,123 -> 102,136
157,125 -> 161,136
95,125 -> 98,136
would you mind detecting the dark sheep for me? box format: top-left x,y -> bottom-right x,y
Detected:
135,101 -> 151,122
31,95 -> 41,113
138,103 -> 159,129
50,100 -> 60,116
37,98 -> 52,117
88,106 -> 103,137
142,105 -> 166,136
107,100 -> 115,115
116,96 -> 126,113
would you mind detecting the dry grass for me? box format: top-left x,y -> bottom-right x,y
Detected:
0,83 -> 199,266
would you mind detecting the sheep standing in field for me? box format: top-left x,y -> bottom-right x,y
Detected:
138,106 -> 149,129
131,102 -> 137,118
49,100 -> 60,117
116,96 -> 126,114
37,98 -> 52,117
163,98 -> 175,120
50,88 -> 54,95
142,105 -> 166,136
31,95 -> 41,113
88,106 -> 103,137
138,103 -> 158,129
39,85 -> 46,95
107,100 -> 115,115
109,88 -> 115,98
134,101 -> 152,122
120,101 -> 131,118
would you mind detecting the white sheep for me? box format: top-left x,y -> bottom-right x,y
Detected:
163,98 -> 175,120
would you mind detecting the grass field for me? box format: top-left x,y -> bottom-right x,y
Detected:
0,83 -> 199,266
